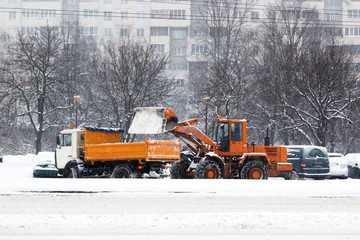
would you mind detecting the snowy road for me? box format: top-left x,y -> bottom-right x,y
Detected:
0,178 -> 360,239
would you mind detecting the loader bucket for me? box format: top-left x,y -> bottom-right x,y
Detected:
128,107 -> 178,134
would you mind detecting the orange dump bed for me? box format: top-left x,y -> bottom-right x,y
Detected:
83,128 -> 181,163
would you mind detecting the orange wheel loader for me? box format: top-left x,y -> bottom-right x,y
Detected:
128,107 -> 292,179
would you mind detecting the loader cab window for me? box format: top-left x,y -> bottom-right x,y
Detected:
231,123 -> 242,142
211,121 -> 219,142
217,122 -> 229,152
59,134 -> 72,147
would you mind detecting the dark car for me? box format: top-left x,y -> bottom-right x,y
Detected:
285,146 -> 330,180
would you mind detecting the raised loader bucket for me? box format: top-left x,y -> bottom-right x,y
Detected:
128,107 -> 178,134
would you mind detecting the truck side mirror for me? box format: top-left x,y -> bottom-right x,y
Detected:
56,135 -> 61,146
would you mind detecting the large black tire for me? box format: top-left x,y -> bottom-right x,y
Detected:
171,160 -> 192,179
64,167 -> 80,178
195,160 -> 221,179
240,161 -> 269,180
111,164 -> 132,178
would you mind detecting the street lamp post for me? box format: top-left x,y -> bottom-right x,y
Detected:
203,97 -> 211,135
74,96 -> 81,128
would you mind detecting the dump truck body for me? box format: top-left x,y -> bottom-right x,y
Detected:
55,126 -> 181,178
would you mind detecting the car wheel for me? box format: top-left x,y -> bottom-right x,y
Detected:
289,171 -> 298,180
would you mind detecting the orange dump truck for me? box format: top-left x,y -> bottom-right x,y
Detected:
55,126 -> 181,178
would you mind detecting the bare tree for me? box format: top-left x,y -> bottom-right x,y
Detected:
256,1 -> 360,148
90,37 -> 173,142
0,25 -> 75,153
189,0 -> 257,122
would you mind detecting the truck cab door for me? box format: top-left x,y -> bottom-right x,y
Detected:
55,133 -> 73,171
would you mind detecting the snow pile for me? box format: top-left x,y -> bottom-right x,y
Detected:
128,108 -> 165,134
0,154 -> 35,178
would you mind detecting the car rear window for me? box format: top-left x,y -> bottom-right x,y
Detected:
308,149 -> 325,158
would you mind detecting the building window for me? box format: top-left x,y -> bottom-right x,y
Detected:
150,27 -> 168,36
137,28 -> 144,37
84,9 -> 98,18
348,9 -> 360,19
345,27 -> 360,36
250,28 -> 258,38
40,10 -> 56,19
9,11 -> 16,20
325,13 -> 336,21
21,26 -> 38,35
68,13 -> 78,22
104,12 -> 112,21
251,11 -> 259,20
267,11 -> 276,20
136,11 -> 145,20
192,29 -> 207,37
194,13 -> 205,22
104,28 -> 112,37
302,10 -> 319,20
81,27 -> 98,36
22,9 -> 39,18
150,44 -> 165,53
191,44 -> 207,55
172,47 -> 186,56
120,11 -> 128,20
121,0 -> 128,3
120,28 -> 128,37
174,78 -> 184,87
173,29 -> 187,39
169,64 -> 187,70
104,0 -> 112,3
67,0 -> 77,4
151,10 -> 167,19
170,10 -> 185,19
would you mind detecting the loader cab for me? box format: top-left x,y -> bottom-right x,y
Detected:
212,118 -> 247,155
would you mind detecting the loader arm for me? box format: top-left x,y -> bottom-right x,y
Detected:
170,119 -> 217,156
128,107 -> 217,156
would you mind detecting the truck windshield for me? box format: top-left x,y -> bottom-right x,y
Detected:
60,134 -> 72,146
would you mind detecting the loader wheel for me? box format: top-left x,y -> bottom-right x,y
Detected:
196,160 -> 221,179
111,165 -> 132,178
171,160 -> 192,179
240,161 -> 268,180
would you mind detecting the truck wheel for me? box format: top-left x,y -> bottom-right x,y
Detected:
195,160 -> 221,179
64,167 -> 79,178
111,165 -> 132,178
240,161 -> 268,180
171,160 -> 191,179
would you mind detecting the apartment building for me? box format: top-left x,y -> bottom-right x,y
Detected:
0,0 -> 358,92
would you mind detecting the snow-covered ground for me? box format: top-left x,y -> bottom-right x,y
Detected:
0,155 -> 360,240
